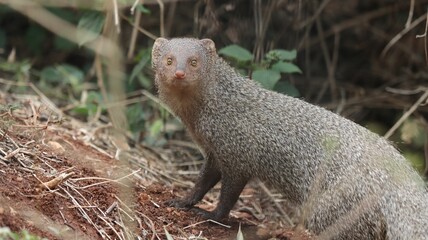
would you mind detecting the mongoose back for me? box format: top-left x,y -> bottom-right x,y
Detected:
152,37 -> 428,239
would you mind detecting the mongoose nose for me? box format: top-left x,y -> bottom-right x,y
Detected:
175,70 -> 186,79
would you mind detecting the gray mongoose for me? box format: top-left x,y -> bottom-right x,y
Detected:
151,37 -> 428,239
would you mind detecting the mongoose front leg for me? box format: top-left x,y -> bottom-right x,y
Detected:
168,156 -> 221,209
193,175 -> 248,221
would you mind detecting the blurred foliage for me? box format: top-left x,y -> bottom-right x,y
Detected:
0,227 -> 46,240
219,44 -> 301,97
0,4 -> 303,147
40,64 -> 84,94
0,60 -> 31,85
400,118 -> 426,148
77,11 -> 105,46
130,48 -> 153,89
0,4 -> 170,146
400,118 -> 427,174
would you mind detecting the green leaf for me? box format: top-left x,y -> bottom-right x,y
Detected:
40,64 -> 84,94
137,4 -> 151,14
49,8 -> 77,23
137,74 -> 152,89
267,49 -> 297,61
56,64 -> 84,88
40,66 -> 60,83
149,119 -> 164,137
252,69 -> 281,90
86,91 -> 103,103
219,44 -> 253,62
77,11 -> 105,46
71,105 -> 92,117
54,36 -> 76,50
71,92 -> 102,118
271,61 -> 302,74
129,50 -> 151,83
0,60 -> 31,74
127,104 -> 146,132
274,80 -> 300,97
40,64 -> 83,86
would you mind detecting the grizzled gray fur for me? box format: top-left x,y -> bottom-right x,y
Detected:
152,37 -> 428,239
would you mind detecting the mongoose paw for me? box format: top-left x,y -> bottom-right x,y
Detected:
165,198 -> 194,209
191,207 -> 224,221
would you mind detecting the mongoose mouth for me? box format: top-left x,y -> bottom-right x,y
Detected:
165,78 -> 191,88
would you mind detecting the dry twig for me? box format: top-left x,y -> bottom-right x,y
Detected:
39,172 -> 75,190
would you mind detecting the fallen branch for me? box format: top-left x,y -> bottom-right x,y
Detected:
39,172 -> 75,190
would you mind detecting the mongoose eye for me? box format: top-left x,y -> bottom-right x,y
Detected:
191,59 -> 197,67
167,58 -> 173,65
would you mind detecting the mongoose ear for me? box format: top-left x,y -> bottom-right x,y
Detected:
200,39 -> 216,54
152,38 -> 168,68
153,37 -> 168,49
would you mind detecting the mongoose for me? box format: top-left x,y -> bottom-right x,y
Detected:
152,37 -> 428,239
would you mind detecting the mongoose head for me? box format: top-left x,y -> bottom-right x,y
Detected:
152,38 -> 216,90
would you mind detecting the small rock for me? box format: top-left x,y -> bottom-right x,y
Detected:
48,141 -> 65,153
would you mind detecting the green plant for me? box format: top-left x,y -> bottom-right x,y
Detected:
218,44 -> 301,97
0,60 -> 32,86
70,91 -> 104,119
0,4 -> 169,144
0,227 -> 47,240
129,47 -> 153,90
39,64 -> 85,95
77,11 -> 105,46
